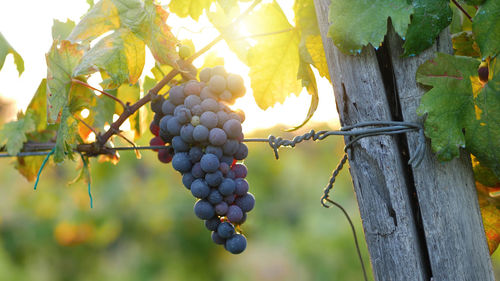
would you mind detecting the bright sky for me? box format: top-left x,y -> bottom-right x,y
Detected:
0,0 -> 339,133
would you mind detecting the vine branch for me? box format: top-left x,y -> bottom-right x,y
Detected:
72,79 -> 127,109
451,0 -> 473,22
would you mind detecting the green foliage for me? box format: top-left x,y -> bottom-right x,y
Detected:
417,54 -> 500,179
452,32 -> 481,57
0,111 -> 35,155
472,0 -> 500,59
169,0 -> 217,20
403,0 -> 452,56
0,32 -> 24,75
51,19 -> 76,40
328,0 -> 413,54
245,2 -> 302,109
74,29 -> 146,86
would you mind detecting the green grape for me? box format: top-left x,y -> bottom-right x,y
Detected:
179,45 -> 193,59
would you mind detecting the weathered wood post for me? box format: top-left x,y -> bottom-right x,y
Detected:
313,1 -> 494,280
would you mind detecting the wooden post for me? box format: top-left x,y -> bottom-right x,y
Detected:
313,0 -> 494,280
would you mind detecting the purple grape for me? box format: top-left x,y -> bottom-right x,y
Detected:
227,205 -> 243,223
189,146 -> 203,163
234,143 -> 248,160
209,128 -> 227,146
217,222 -> 234,239
226,170 -> 236,180
162,100 -> 175,115
191,179 -> 210,198
182,173 -> 194,190
200,111 -> 218,129
222,140 -> 238,155
191,162 -> 205,178
167,116 -> 182,135
211,231 -> 225,245
219,178 -> 235,196
217,111 -> 229,128
172,136 -> 189,152
215,201 -> 228,216
225,234 -> 246,254
201,98 -> 219,112
193,125 -> 209,142
224,194 -> 236,204
232,164 -> 247,178
183,80 -> 201,95
219,162 -> 230,175
200,153 -> 220,173
234,178 -> 249,196
180,124 -> 194,143
208,189 -> 223,204
191,104 -> 204,116
169,86 -> 185,105
151,95 -> 165,113
221,155 -> 234,166
205,170 -> 223,187
223,119 -> 242,138
174,106 -> 192,124
194,199 -> 215,220
236,193 -> 255,212
205,217 -> 220,231
184,95 -> 201,109
205,146 -> 223,159
172,152 -> 192,173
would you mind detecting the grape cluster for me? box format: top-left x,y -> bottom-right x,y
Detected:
149,66 -> 253,254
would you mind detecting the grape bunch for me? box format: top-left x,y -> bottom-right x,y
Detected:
148,66 -> 254,254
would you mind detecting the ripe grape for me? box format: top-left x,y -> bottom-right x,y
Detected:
208,75 -> 226,94
225,234 -> 246,254
149,136 -> 164,151
149,65 -> 253,254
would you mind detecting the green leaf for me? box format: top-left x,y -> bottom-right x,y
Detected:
0,111 -> 35,155
0,32 -> 24,75
403,0 -> 452,56
452,32 -> 481,57
287,62 -> 319,131
27,79 -> 48,131
74,29 -> 145,85
417,54 -> 500,179
473,156 -> 500,187
464,0 -> 485,5
472,0 -> 500,58
328,0 -> 413,55
143,75 -> 157,95
417,53 -> 479,161
245,2 -> 302,109
141,1 -> 180,66
54,106 -> 79,162
46,40 -> 84,123
52,19 -> 76,40
294,0 -> 329,81
118,83 -> 144,138
200,51 -> 225,70
91,88 -> 117,131
168,0 -> 216,20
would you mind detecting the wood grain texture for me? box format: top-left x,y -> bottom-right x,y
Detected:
313,0 -> 428,280
386,27 -> 494,281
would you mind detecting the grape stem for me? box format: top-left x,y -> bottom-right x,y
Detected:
451,0 -> 473,22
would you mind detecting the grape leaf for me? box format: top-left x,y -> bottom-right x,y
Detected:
452,32 -> 481,57
417,54 -> 500,178
287,61 -> 319,131
245,2 -> 302,109
416,53 -> 479,160
143,76 -> 157,95
477,183 -> 500,254
217,0 -> 238,14
472,0 -> 500,59
294,0 -> 329,81
116,83 -> 144,138
74,29 -> 145,85
0,111 -> 35,155
465,0 -> 485,5
46,40 -> 84,123
0,32 -> 24,75
200,51 -> 225,70
168,0 -> 216,20
473,156 -> 500,187
328,0 -> 413,55
15,156 -> 45,182
69,0 -> 178,66
141,1 -> 180,66
403,0 -> 452,57
52,19 -> 75,40
27,79 -> 48,131
54,106 -> 79,162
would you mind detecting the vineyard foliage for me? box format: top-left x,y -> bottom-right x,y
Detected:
0,0 -> 500,253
